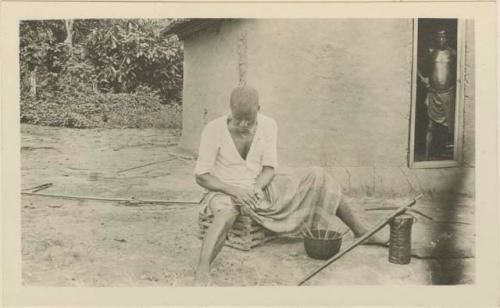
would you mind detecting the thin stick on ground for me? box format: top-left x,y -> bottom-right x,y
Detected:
21,191 -> 202,205
117,158 -> 175,173
167,152 -> 196,161
366,207 -> 433,221
22,183 -> 53,192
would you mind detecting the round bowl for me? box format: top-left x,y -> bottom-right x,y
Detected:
304,230 -> 343,260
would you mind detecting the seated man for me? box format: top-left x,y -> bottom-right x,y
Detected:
194,85 -> 387,285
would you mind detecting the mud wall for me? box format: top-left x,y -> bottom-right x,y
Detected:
180,19 -> 475,196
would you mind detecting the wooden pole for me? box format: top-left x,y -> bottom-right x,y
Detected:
21,191 -> 202,205
297,194 -> 424,286
238,31 -> 248,86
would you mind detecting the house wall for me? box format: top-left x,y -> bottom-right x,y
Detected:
181,19 -> 475,197
462,20 -> 475,168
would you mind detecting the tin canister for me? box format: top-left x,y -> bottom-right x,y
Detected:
388,214 -> 414,264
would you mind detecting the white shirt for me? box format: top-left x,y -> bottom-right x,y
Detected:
194,113 -> 279,188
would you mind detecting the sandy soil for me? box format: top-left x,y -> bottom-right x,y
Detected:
21,124 -> 474,286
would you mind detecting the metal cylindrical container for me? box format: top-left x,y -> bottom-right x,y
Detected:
388,214 -> 414,264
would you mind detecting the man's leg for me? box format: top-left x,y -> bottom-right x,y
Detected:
195,196 -> 239,285
290,167 -> 388,245
335,198 -> 389,245
425,120 -> 434,160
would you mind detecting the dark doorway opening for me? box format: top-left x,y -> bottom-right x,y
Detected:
414,18 -> 458,162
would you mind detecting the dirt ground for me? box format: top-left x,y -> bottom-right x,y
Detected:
21,124 -> 475,286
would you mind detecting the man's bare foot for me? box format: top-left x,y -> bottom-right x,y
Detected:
194,267 -> 212,286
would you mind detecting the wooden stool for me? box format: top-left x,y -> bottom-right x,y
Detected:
198,212 -> 277,251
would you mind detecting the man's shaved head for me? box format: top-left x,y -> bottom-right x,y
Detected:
230,86 -> 259,115
435,28 -> 449,49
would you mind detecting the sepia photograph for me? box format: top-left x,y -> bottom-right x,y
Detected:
17,17 -> 477,288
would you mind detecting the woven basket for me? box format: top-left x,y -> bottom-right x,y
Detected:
198,212 -> 277,251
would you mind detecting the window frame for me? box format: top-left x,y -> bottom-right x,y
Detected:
408,18 -> 466,169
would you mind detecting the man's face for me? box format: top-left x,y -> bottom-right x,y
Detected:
436,32 -> 448,49
229,108 -> 258,133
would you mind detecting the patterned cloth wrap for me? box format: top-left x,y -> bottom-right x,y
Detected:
425,86 -> 456,134
199,167 -> 343,236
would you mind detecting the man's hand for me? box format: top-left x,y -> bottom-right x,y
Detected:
229,187 -> 260,209
195,173 -> 264,210
253,185 -> 265,200
417,72 -> 431,88
422,77 -> 430,88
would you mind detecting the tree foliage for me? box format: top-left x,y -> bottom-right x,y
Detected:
84,20 -> 183,100
20,19 -> 183,104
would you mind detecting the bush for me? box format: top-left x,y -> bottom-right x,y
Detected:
20,85 -> 182,129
